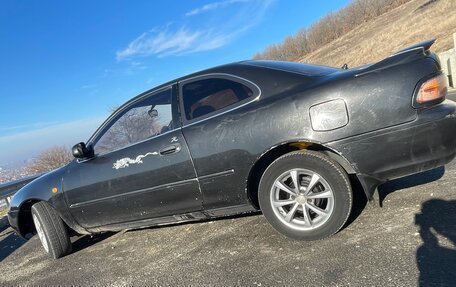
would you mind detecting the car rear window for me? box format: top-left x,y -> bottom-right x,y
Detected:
182,78 -> 254,121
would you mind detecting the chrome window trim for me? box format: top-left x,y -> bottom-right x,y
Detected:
178,73 -> 262,128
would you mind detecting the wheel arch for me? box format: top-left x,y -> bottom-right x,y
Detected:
17,198 -> 42,237
246,140 -> 362,209
17,199 -> 76,238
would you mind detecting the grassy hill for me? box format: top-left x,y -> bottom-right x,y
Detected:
298,0 -> 456,67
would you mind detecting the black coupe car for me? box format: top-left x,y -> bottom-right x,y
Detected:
8,40 -> 455,259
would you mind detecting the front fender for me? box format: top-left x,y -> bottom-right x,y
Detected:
9,167 -> 65,212
8,165 -> 88,237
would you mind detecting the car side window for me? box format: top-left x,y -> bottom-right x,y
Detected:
182,78 -> 254,120
94,88 -> 173,155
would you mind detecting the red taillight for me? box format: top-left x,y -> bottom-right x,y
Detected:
416,74 -> 447,104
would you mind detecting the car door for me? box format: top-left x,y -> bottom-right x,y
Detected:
179,75 -> 261,210
63,85 -> 202,229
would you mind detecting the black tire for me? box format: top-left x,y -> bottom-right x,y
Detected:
31,202 -> 72,259
259,150 -> 352,240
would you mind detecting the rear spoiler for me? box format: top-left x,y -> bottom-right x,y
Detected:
356,39 -> 436,77
394,39 -> 435,55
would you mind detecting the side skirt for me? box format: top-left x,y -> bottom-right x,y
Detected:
86,204 -> 258,233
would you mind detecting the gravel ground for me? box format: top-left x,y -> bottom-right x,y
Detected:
0,149 -> 455,286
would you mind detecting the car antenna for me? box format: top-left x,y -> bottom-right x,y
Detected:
341,63 -> 348,70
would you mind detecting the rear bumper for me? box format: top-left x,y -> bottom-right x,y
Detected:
328,100 -> 456,197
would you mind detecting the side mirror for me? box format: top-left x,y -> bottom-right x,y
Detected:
72,142 -> 94,159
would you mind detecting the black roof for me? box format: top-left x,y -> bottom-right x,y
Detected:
240,60 -> 339,76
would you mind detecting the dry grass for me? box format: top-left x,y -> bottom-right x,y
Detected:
26,146 -> 72,174
298,0 -> 456,67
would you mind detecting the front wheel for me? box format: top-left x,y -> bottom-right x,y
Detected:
31,202 -> 72,259
259,150 -> 352,240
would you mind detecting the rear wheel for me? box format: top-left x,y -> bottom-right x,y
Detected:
259,150 -> 352,240
31,202 -> 72,259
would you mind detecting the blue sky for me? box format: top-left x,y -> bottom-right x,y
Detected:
0,0 -> 350,165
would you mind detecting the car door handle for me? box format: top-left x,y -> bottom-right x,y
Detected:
159,144 -> 181,155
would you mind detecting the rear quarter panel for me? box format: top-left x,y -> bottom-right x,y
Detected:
184,57 -> 441,207
292,57 -> 440,143
231,56 -> 440,146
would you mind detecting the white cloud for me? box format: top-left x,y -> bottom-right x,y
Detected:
116,26 -> 231,60
185,0 -> 247,17
116,0 -> 273,60
80,84 -> 97,90
125,61 -> 148,75
79,84 -> 99,96
0,121 -> 61,134
0,116 -> 106,165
